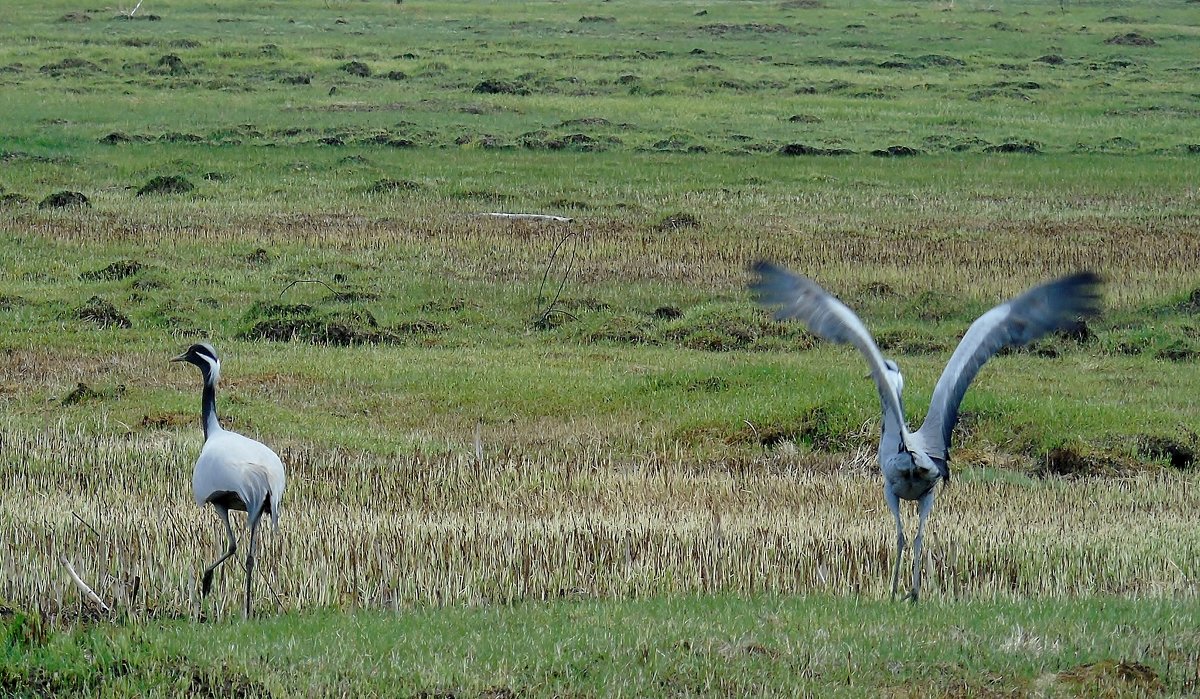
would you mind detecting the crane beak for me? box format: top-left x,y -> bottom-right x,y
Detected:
169,352 -> 188,363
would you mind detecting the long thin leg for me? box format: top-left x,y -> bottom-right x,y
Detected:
885,489 -> 905,600
907,490 -> 936,603
201,505 -> 237,597
243,504 -> 265,619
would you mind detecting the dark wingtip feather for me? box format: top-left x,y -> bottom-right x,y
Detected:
747,259 -> 793,308
1054,271 -> 1104,316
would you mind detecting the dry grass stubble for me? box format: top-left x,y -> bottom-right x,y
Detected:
3,423 -> 1196,620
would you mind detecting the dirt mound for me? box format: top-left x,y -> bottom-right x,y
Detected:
240,301 -> 443,346
1177,287 -> 1200,314
140,412 -> 192,429
60,382 -> 125,406
1105,32 -> 1156,46
39,57 -> 100,75
367,178 -> 420,193
99,132 -> 151,145
158,132 -> 203,143
1137,435 -> 1195,470
1035,54 -> 1065,65
874,330 -> 948,355
559,117 -> 611,127
76,296 -> 132,328
663,303 -> 815,352
38,191 -> 90,209
1037,446 -> 1136,478
654,213 -> 700,231
155,54 -> 186,74
780,143 -> 854,156
871,145 -> 920,157
700,23 -> 792,35
1058,660 -> 1162,692
137,175 -> 194,196
80,259 -> 142,281
473,79 -> 529,95
984,141 -> 1041,154
340,61 -> 371,77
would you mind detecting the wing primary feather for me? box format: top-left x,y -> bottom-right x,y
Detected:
750,260 -> 911,444
914,271 -> 1102,458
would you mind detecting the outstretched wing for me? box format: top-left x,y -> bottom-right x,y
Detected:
914,272 -> 1102,459
749,260 -> 910,447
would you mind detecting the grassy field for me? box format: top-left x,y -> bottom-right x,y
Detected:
2,0 -> 1200,696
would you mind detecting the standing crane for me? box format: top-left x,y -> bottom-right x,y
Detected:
750,262 -> 1101,601
172,342 -> 286,618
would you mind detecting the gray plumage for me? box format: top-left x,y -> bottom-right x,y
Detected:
172,342 -> 286,618
750,261 -> 1101,601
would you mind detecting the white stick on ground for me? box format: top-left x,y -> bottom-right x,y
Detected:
60,556 -> 112,612
129,0 -> 144,16
475,213 -> 573,223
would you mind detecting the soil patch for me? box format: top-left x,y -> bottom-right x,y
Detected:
1058,660 -> 1163,693
240,302 -> 442,346
38,191 -> 90,209
559,117 -> 611,127
61,382 -> 125,407
140,412 -> 193,429
341,61 -> 371,77
99,132 -> 151,145
700,23 -> 793,35
779,143 -> 854,156
80,260 -> 143,281
367,178 -> 420,193
1177,287 -> 1200,314
871,145 -> 920,157
473,79 -> 529,95
39,57 -> 100,75
136,175 -> 194,196
154,54 -> 186,74
984,141 -> 1041,154
1105,32 -> 1155,46
1037,446 -> 1132,478
76,296 -> 132,328
654,213 -> 700,231
1137,435 -> 1195,470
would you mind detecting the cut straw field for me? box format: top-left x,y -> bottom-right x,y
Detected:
2,0 -> 1200,695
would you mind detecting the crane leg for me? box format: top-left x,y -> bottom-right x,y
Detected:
243,505 -> 265,619
200,505 -> 237,597
885,490 -> 905,600
907,491 -> 936,603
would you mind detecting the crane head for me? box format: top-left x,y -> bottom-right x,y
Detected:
883,358 -> 904,397
171,342 -> 221,386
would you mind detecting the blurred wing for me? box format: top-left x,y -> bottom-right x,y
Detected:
750,260 -> 910,442
914,272 -> 1102,458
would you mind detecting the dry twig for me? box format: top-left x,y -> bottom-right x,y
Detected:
60,557 -> 111,612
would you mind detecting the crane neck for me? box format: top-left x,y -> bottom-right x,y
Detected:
201,378 -> 221,440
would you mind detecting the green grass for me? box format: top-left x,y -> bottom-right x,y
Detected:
6,595 -> 1200,697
